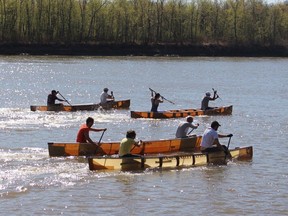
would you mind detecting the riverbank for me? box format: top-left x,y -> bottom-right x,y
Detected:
0,43 -> 287,57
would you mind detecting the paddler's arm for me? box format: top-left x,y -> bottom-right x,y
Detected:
55,96 -> 65,102
135,140 -> 143,147
90,128 -> 107,132
211,90 -> 218,100
215,134 -> 233,150
218,133 -> 233,138
213,138 -> 226,151
83,131 -> 97,145
191,123 -> 200,129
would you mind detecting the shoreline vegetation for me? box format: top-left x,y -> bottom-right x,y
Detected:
0,0 -> 287,57
0,43 -> 287,57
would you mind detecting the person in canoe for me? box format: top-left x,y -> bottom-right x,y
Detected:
175,116 -> 200,138
151,91 -> 163,112
119,130 -> 143,157
100,88 -> 114,105
200,121 -> 232,153
201,90 -> 219,110
47,90 -> 66,106
76,117 -> 107,146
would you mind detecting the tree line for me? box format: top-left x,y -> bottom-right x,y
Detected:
0,0 -> 287,46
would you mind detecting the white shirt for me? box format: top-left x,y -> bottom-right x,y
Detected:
100,92 -> 109,104
200,127 -> 218,148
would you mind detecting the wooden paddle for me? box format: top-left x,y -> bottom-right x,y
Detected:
187,128 -> 195,135
149,88 -> 175,105
224,136 -> 232,159
130,140 -> 142,152
93,130 -> 106,155
226,136 -> 232,149
58,91 -> 72,106
97,130 -> 106,144
111,91 -> 115,100
212,88 -> 222,101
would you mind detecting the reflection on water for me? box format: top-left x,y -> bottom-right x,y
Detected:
0,56 -> 288,215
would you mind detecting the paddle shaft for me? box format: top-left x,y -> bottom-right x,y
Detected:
130,142 -> 139,151
227,136 -> 232,149
93,130 -> 106,155
98,130 -> 106,144
149,88 -> 175,105
212,88 -> 222,101
187,128 -> 194,135
58,92 -> 72,106
224,136 -> 232,159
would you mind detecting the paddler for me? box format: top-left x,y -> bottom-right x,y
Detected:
150,91 -> 163,112
119,130 -> 142,157
201,89 -> 219,110
200,121 -> 233,153
47,90 -> 66,106
76,117 -> 107,146
100,88 -> 114,105
175,116 -> 199,138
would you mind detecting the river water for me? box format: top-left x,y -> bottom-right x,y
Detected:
0,56 -> 287,215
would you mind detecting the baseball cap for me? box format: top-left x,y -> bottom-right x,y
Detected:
211,121 -> 221,128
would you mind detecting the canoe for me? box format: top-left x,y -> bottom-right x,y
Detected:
88,146 -> 253,171
30,99 -> 130,112
130,105 -> 232,119
48,136 -> 202,157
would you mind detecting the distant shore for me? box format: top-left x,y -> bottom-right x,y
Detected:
0,43 -> 287,57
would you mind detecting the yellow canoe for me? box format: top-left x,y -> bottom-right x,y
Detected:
30,99 -> 130,112
88,146 -> 253,171
130,105 -> 232,119
48,136 -> 202,157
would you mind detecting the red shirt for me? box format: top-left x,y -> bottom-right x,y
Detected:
76,124 -> 90,143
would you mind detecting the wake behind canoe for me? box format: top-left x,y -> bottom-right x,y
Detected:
130,105 -> 233,119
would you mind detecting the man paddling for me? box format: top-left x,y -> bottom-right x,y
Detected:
151,91 -> 163,112
47,90 -> 66,106
100,88 -> 114,105
175,116 -> 199,138
201,89 -> 219,110
76,117 -> 107,146
200,121 -> 232,153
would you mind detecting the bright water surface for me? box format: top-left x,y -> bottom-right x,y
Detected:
0,56 -> 287,215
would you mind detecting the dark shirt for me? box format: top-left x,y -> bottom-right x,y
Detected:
47,94 -> 61,105
201,96 -> 210,110
151,101 -> 159,112
151,98 -> 162,112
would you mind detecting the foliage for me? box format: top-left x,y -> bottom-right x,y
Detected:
0,0 -> 287,45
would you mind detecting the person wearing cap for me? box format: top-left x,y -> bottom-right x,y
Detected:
200,121 -> 233,153
201,90 -> 219,110
47,90 -> 66,105
76,117 -> 107,146
151,91 -> 163,112
100,88 -> 114,104
175,116 -> 199,138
